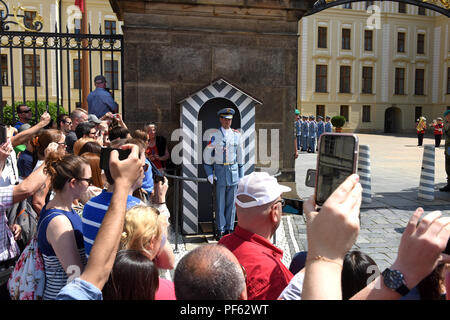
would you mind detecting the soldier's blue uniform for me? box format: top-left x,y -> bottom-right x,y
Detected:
301,115 -> 309,151
204,108 -> 244,240
295,114 -> 302,151
316,116 -> 325,150
325,116 -> 333,133
308,116 -> 318,153
317,116 -> 325,138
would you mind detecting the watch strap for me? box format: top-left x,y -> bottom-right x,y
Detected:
396,283 -> 410,296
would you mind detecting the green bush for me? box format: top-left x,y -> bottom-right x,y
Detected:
331,115 -> 346,128
1,101 -> 67,126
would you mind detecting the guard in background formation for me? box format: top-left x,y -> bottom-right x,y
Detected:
324,116 -> 333,133
294,109 -> 302,153
301,115 -> 309,152
307,115 -> 317,153
440,110 -> 450,192
204,108 -> 244,240
316,116 -> 325,150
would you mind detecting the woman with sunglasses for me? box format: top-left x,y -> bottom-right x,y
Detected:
37,151 -> 91,300
78,152 -> 104,205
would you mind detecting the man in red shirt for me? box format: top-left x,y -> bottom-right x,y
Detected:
219,172 -> 293,300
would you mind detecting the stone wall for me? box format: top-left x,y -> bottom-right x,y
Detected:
111,0 -> 310,175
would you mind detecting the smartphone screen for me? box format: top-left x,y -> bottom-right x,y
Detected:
315,133 -> 359,206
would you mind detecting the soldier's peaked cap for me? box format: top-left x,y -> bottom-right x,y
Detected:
218,108 -> 235,119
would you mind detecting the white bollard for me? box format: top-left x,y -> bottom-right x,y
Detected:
358,145 -> 372,203
418,144 -> 435,201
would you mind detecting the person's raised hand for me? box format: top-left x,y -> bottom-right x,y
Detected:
390,208 -> 450,289
40,111 -> 51,125
153,176 -> 168,204
0,140 -> 13,161
304,174 -> 362,264
109,144 -> 144,189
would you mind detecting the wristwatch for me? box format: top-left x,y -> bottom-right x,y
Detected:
381,268 -> 410,296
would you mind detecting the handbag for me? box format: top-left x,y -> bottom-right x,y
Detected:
7,212 -> 59,300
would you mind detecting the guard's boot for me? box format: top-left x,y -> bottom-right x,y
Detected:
215,231 -> 225,241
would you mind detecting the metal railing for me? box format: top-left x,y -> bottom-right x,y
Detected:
164,172 -> 210,253
165,168 -> 282,252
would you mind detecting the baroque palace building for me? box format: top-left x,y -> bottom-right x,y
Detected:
298,1 -> 450,133
0,0 -> 123,112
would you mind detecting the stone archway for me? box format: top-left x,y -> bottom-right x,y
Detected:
384,107 -> 402,133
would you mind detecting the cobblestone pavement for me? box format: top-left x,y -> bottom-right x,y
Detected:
164,133 -> 450,280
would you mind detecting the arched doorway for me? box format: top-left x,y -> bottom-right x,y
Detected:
384,107 -> 402,133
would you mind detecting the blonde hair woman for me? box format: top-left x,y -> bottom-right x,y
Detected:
120,205 -> 176,300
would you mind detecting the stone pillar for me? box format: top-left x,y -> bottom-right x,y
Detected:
110,0 -> 310,176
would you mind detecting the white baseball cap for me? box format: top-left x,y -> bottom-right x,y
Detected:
235,172 -> 291,208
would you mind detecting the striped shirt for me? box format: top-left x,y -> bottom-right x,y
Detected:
37,207 -> 87,300
82,190 -> 142,258
0,185 -> 19,262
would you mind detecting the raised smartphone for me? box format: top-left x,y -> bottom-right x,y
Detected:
315,133 -> 359,206
100,147 -> 131,185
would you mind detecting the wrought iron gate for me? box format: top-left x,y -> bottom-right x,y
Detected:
0,2 -> 123,124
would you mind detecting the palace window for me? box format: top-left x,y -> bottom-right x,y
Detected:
364,30 -> 373,52
342,28 -> 351,50
316,105 -> 325,119
104,60 -> 119,90
415,69 -> 424,95
73,59 -> 81,89
0,54 -> 7,86
417,34 -> 425,54
394,68 -> 405,95
340,105 -> 349,122
318,27 -> 327,49
397,32 -> 405,53
315,65 -> 328,93
340,66 -> 351,93
362,105 -> 371,122
362,66 -> 373,94
24,11 -> 36,29
24,54 -> 40,86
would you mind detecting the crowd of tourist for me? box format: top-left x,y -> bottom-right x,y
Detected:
0,86 -> 449,301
